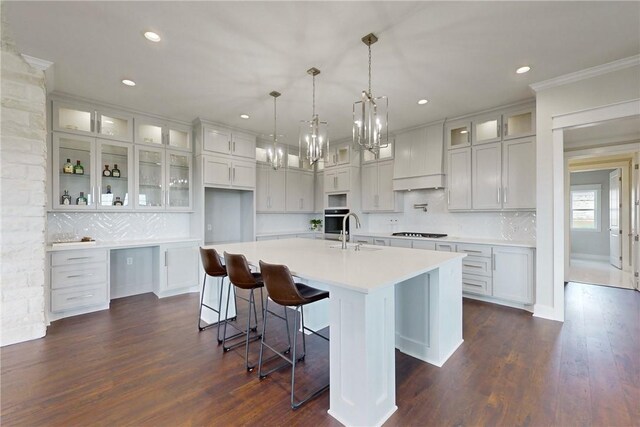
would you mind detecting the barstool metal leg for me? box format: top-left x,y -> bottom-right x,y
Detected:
257,298 -> 269,378
197,274 -> 207,331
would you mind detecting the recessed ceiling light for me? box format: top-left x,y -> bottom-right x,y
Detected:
240,114 -> 250,119
516,66 -> 531,74
144,31 -> 161,42
417,99 -> 428,105
121,79 -> 136,86
460,130 -> 468,134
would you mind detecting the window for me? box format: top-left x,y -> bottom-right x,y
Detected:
570,185 -> 601,231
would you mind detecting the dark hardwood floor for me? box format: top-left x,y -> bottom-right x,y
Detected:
2,282 -> 638,426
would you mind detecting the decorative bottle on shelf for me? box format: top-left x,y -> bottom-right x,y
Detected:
106,185 -> 112,194
63,159 -> 73,174
111,164 -> 120,178
76,191 -> 87,205
113,197 -> 123,206
74,160 -> 84,175
103,165 -> 111,177
61,190 -> 71,205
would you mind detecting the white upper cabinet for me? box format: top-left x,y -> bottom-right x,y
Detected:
362,160 -> 400,212
285,169 -> 314,213
324,143 -> 351,168
362,141 -> 394,163
447,148 -> 472,210
472,113 -> 502,145
502,105 -> 535,140
472,142 -> 502,210
445,120 -> 472,150
315,172 -> 324,212
256,164 -> 285,212
202,155 -> 256,190
136,117 -> 192,152
502,137 -> 536,209
53,100 -> 133,142
96,139 -> 133,210
198,123 -> 255,159
52,133 -> 97,210
166,150 -> 192,210
134,146 -> 166,210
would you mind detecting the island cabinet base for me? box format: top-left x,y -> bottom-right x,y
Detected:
328,284 -> 397,427
395,259 -> 464,367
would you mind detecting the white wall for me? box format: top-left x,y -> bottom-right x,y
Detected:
256,213 -> 318,234
0,13 -> 48,346
535,62 -> 640,320
570,170 -> 612,259
364,189 -> 536,241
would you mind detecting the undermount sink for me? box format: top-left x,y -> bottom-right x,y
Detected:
328,243 -> 382,251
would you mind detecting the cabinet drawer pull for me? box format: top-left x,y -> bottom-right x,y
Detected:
462,249 -> 482,254
66,273 -> 94,278
67,294 -> 94,301
463,264 -> 482,269
67,256 -> 92,260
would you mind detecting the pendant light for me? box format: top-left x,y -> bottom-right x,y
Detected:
267,91 -> 284,170
353,32 -> 388,155
299,67 -> 329,166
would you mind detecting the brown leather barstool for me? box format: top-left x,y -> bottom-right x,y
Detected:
257,260 -> 329,409
222,252 -> 265,371
198,248 -> 229,343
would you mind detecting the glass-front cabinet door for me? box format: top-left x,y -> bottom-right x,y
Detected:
167,123 -> 191,151
52,101 -> 95,136
97,140 -> 133,210
52,133 -> 96,210
472,114 -> 502,145
135,146 -> 165,209
166,150 -> 192,210
446,120 -> 472,149
503,106 -> 535,140
96,109 -> 133,142
135,116 -> 165,146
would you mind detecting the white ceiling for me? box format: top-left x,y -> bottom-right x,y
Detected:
5,1 -> 640,143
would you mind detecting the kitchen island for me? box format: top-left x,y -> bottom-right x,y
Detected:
205,238 -> 465,426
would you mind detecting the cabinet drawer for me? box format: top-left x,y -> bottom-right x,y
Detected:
435,242 -> 455,252
51,262 -> 107,289
52,249 -> 107,266
462,274 -> 492,296
51,284 -> 108,313
456,243 -> 491,257
461,256 -> 492,277
352,236 -> 373,245
412,240 -> 436,251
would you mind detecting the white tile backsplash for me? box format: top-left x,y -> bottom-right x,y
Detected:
364,190 -> 535,241
47,212 -> 192,243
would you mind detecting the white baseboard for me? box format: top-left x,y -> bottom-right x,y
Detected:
571,253 -> 609,262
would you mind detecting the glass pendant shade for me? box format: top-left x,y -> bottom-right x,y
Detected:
353,32 -> 389,155
267,91 -> 284,170
299,67 -> 328,165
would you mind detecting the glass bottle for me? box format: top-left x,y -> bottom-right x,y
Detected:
61,190 -> 71,205
111,164 -> 121,178
76,191 -> 87,205
103,165 -> 111,177
106,185 -> 112,194
63,159 -> 73,174
74,160 -> 84,175
113,196 -> 123,206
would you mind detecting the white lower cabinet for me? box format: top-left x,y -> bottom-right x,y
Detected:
492,246 -> 534,304
159,242 -> 199,296
50,249 -> 109,317
389,238 -> 412,248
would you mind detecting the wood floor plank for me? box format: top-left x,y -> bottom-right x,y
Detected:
2,284 -> 639,426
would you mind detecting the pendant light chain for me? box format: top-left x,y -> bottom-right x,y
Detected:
273,95 -> 277,143
368,43 -> 372,97
312,73 -> 316,117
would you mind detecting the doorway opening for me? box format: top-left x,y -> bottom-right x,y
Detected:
563,116 -> 640,290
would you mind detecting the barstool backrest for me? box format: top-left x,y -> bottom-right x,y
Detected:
259,260 -> 305,306
224,252 -> 259,289
200,247 -> 226,277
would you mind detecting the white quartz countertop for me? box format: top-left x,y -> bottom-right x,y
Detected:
352,232 -> 536,248
256,230 -> 321,238
46,238 -> 201,252
205,238 -> 465,294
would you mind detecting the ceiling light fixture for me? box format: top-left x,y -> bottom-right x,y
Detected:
300,67 -> 329,166
144,31 -> 161,42
353,32 -> 388,156
240,114 -> 249,119
267,91 -> 284,170
516,66 -> 531,74
417,99 -> 428,105
121,79 -> 136,86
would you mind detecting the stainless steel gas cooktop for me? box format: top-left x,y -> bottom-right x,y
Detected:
392,232 -> 448,238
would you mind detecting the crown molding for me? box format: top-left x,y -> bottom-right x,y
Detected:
530,55 -> 640,92
21,54 -> 53,71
